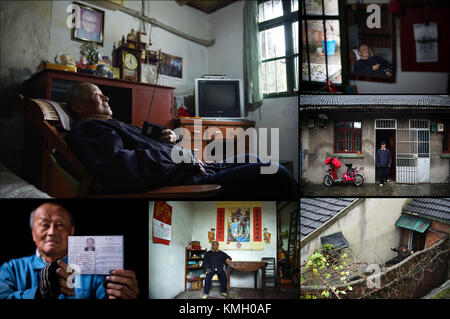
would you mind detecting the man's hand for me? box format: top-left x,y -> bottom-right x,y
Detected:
56,260 -> 75,297
158,129 -> 177,144
372,63 -> 380,71
105,269 -> 139,299
198,161 -> 207,175
385,71 -> 392,77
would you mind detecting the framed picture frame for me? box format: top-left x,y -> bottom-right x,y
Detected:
345,4 -> 396,83
159,52 -> 183,79
71,2 -> 104,46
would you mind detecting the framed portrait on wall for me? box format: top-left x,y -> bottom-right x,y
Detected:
71,2 -> 105,46
159,52 -> 183,79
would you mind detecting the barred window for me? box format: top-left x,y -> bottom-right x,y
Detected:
335,121 -> 362,153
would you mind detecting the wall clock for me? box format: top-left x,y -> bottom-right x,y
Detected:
114,47 -> 142,82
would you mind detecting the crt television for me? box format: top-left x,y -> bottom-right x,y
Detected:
195,78 -> 244,120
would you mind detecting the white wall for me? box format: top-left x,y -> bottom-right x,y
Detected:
208,1 -> 299,180
301,198 -> 409,265
148,201 -> 195,299
191,201 -> 277,289
0,1 -> 53,174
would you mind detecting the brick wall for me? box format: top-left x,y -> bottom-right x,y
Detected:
426,221 -> 450,248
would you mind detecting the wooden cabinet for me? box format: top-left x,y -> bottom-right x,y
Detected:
185,248 -> 207,291
175,118 -> 256,162
21,69 -> 175,197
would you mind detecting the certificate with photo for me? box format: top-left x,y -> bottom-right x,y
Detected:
68,236 -> 124,275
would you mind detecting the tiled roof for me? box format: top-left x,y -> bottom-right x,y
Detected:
300,95 -> 450,109
402,198 -> 450,223
300,198 -> 359,239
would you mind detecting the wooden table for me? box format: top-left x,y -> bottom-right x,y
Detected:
226,261 -> 268,298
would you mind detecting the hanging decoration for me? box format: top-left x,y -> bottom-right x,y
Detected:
152,201 -> 172,245
216,202 -> 263,251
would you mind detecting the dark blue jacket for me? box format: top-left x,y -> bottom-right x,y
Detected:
0,255 -> 106,299
203,250 -> 231,272
376,149 -> 392,167
66,119 -> 204,193
354,56 -> 392,77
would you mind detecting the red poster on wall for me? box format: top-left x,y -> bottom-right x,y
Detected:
152,201 -> 172,245
216,208 -> 225,242
253,207 -> 262,242
401,6 -> 450,72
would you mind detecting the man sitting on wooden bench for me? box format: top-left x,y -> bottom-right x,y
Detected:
65,82 -> 298,198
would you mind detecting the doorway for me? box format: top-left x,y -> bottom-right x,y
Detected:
375,129 -> 396,182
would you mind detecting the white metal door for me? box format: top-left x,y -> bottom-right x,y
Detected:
417,128 -> 430,182
396,120 -> 430,184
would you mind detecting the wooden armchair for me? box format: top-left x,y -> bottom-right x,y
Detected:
17,94 -> 221,198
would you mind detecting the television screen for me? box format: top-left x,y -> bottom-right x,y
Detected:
196,79 -> 244,119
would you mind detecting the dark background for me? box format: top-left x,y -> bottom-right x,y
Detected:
0,199 -> 149,299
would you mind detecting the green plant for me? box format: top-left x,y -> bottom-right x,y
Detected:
301,244 -> 353,299
80,41 -> 99,65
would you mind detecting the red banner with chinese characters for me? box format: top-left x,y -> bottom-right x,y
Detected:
153,201 -> 172,245
216,208 -> 225,242
253,207 -> 262,242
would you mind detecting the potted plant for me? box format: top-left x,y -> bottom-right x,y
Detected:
80,41 -> 99,70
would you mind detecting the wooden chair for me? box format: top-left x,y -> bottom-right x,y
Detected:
17,94 -> 221,198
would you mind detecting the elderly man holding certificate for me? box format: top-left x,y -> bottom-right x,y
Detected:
0,203 -> 139,299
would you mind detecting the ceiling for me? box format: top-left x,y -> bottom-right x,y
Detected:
175,0 -> 238,14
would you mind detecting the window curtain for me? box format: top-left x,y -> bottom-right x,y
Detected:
244,1 -> 263,109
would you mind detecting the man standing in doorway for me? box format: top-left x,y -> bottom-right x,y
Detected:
376,141 -> 392,186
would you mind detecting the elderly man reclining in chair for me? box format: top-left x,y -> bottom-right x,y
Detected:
65,82 -> 298,198
353,44 -> 392,77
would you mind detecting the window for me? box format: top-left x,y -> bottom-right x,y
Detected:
258,0 -> 299,96
301,0 -> 342,91
335,121 -> 362,153
443,122 -> 450,153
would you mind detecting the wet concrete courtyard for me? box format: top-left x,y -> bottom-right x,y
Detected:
301,182 -> 450,197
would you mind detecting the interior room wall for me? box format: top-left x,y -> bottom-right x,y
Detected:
48,1 -> 209,93
191,201 -> 277,289
0,1 -> 53,175
207,1 -> 299,180
148,201 -> 195,299
346,0 -> 449,93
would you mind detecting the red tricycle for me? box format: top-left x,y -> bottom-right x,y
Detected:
323,157 -> 365,187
